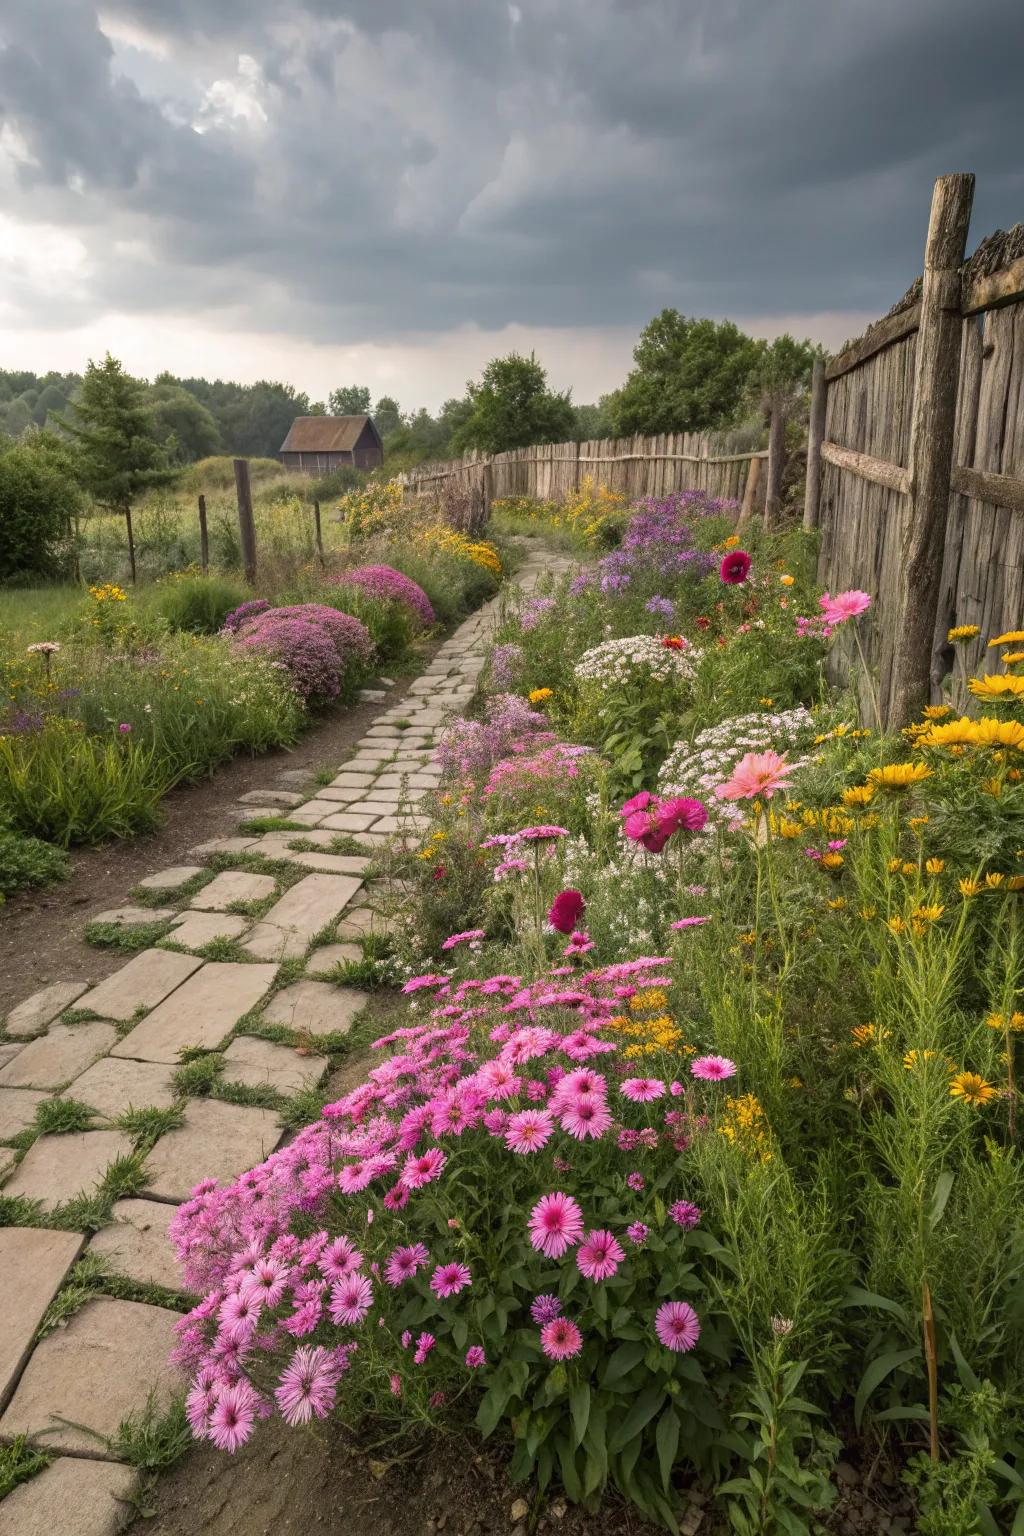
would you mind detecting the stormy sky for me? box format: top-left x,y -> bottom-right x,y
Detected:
1,0 -> 1022,408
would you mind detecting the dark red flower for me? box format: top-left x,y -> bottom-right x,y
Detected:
548,889 -> 586,934
694,616 -> 711,631
720,550 -> 752,585
661,635 -> 685,650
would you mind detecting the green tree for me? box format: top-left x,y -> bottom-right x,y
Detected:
328,384 -> 371,416
149,378 -> 221,463
452,353 -> 574,454
573,400 -> 614,441
0,429 -> 84,581
373,395 -> 402,437
606,311 -> 762,435
58,354 -> 172,583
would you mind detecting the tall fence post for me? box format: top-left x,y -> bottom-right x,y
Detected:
887,172 -> 974,726
764,406 -> 786,527
197,494 -> 209,574
738,455 -> 761,525
234,458 -> 258,586
803,357 -> 827,531
313,499 -> 325,566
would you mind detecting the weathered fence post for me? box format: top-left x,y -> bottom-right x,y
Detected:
124,505 -> 137,585
738,455 -> 761,525
313,499 -> 325,566
234,458 -> 258,585
197,494 -> 209,574
803,357 -> 827,531
764,406 -> 786,527
887,172 -> 974,726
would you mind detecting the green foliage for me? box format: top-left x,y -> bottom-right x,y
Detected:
328,385 -> 372,416
0,429 -> 84,580
34,1098 -> 96,1137
453,352 -> 575,454
111,1393 -> 192,1472
85,918 -> 173,952
58,355 -> 173,516
0,827 -> 70,899
172,1052 -> 225,1097
607,311 -> 764,434
0,722 -> 170,845
149,379 -> 222,463
156,573 -> 249,634
0,1436 -> 50,1500
373,395 -> 402,437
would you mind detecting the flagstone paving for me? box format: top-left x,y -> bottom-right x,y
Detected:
0,548 -> 568,1530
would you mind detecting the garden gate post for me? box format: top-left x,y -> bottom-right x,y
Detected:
233,458 -> 258,585
197,494 -> 209,574
803,357 -> 827,531
887,173 -> 974,727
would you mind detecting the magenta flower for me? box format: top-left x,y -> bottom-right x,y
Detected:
118,722 -> 132,734
626,1171 -> 645,1191
690,1055 -> 736,1082
413,1331 -> 436,1364
505,1108 -> 555,1154
669,1200 -> 702,1229
465,1345 -> 486,1369
548,889 -> 586,934
400,1147 -> 447,1189
338,1160 -> 375,1194
576,1229 -> 625,1281
540,1316 -> 583,1360
655,1300 -> 701,1353
671,916 -> 710,930
328,1274 -> 373,1326
274,1345 -> 340,1426
626,1221 -> 649,1246
528,1192 -> 585,1259
530,1293 -> 563,1324
209,1381 -> 258,1452
389,1372 -> 402,1396
384,1243 -> 429,1287
621,1077 -> 665,1103
656,797 -> 708,836
430,1262 -> 472,1299
518,825 -> 569,841
720,549 -> 752,584
441,928 -> 486,951
559,1097 -> 613,1141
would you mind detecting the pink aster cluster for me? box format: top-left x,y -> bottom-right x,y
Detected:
620,789 -> 708,854
331,565 -> 435,629
436,693 -> 553,781
483,742 -> 595,800
228,603 -> 375,703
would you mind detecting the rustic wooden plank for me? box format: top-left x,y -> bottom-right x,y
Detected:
962,256 -> 1024,316
803,357 -> 827,530
820,441 -> 910,494
950,465 -> 1024,512
826,303 -> 922,381
234,458 -> 258,585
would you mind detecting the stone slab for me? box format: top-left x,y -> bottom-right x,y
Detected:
90,906 -> 176,929
305,942 -> 363,975
290,851 -> 372,877
189,835 -> 259,858
236,805 -> 286,823
3,1129 -> 134,1210
88,1199 -> 181,1291
263,980 -> 368,1039
0,1456 -> 136,1536
0,1227 -> 84,1411
254,829 -> 336,852
0,1087 -> 48,1139
290,799 -> 347,820
5,981 -> 89,1039
329,772 -> 378,789
166,911 -> 249,949
144,1099 -> 282,1202
136,865 -> 203,892
312,786 -> 362,803
71,1058 -> 177,1120
111,962 -> 278,1063
345,796 -> 421,815
370,815 -> 430,834
0,1023 -> 118,1091
0,1296 -> 179,1456
0,1044 -> 24,1071
77,950 -> 204,1023
318,811 -> 378,832
241,874 -> 363,961
190,870 -> 277,910
238,788 -> 303,806
222,1035 -> 327,1096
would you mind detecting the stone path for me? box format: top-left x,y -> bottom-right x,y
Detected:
0,547 -> 566,1534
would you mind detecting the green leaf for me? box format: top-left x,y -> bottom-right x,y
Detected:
839,1286 -> 910,1325
655,1404 -> 680,1492
872,1403 -> 931,1423
929,1169 -> 955,1229
476,1381 -> 513,1439
949,1331 -> 981,1392
854,1347 -> 920,1428
609,1386 -> 665,1455
570,1381 -> 590,1448
602,1340 -> 646,1386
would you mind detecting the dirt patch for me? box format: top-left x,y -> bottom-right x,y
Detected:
0,662 -> 431,1017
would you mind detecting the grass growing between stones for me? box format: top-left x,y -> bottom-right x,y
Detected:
0,1436 -> 50,1500
131,870 -> 216,909
116,1104 -> 186,1147
0,1149 -> 151,1232
36,1253 -> 190,1340
85,919 -> 174,953
111,1392 -> 192,1475
234,815 -> 308,834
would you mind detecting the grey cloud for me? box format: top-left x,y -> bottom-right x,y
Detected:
2,0 -> 1023,347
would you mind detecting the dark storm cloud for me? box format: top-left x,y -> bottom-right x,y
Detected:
2,0 -> 1023,341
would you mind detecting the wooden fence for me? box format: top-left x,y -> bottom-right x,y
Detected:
809,174 -> 1024,724
401,430 -> 768,516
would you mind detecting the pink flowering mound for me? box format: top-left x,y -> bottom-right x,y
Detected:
332,565 -> 435,629
230,603 -> 375,703
168,954 -> 727,1497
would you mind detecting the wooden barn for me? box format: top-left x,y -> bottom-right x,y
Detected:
279,415 -> 384,474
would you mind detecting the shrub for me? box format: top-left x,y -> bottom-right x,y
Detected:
332,566 -> 435,629
232,604 -> 374,705
0,432 -> 83,581
0,826 -> 71,898
157,574 -> 249,634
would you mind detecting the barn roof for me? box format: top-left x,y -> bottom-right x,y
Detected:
279,415 -> 376,452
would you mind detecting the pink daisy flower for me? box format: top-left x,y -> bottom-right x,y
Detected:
819,588 -> 871,625
670,1200 -> 702,1229
240,1258 -> 290,1311
328,1273 -> 373,1326
654,1300 -> 701,1353
505,1108 -> 555,1154
441,928 -> 486,950
413,1331 -> 436,1364
559,1097 -> 613,1141
430,1262 -> 472,1299
690,1055 -> 736,1081
384,1243 -> 429,1287
527,1192 -> 585,1259
626,1222 -> 649,1246
530,1293 -> 562,1324
274,1346 -> 339,1426
576,1229 -> 625,1282
209,1381 -> 258,1453
389,1372 -> 402,1397
338,1160 -> 375,1194
540,1317 -> 583,1360
400,1147 -> 447,1189
620,1077 -> 665,1103
319,1237 -> 363,1282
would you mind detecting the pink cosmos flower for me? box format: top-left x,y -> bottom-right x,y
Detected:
819,589 -> 871,625
690,1055 -> 737,1081
209,1381 -> 258,1452
528,1192 -> 585,1259
564,930 -> 595,956
714,750 -> 793,801
559,1097 -> 613,1141
669,1200 -> 702,1229
577,1229 -> 625,1281
400,1147 -> 447,1189
384,1243 -> 430,1287
540,1317 -> 583,1360
274,1346 -> 340,1426
328,1273 -> 373,1326
548,889 -> 586,934
671,916 -> 711,930
621,1077 -> 665,1103
505,1108 -> 555,1154
656,797 -> 709,836
621,790 -> 654,816
465,1345 -> 486,1369
720,549 -> 752,584
518,825 -> 569,841
530,1293 -> 563,1324
655,1300 -> 701,1353
430,1262 -> 472,1299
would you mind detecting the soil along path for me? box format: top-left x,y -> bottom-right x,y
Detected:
0,550 -> 567,1536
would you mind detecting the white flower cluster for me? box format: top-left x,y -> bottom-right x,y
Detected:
573,634 -> 700,688
659,705 -> 820,826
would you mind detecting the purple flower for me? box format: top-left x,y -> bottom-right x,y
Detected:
331,565 -> 434,628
